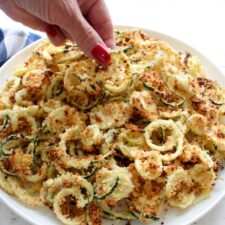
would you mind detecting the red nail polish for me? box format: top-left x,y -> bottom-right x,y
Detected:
91,44 -> 111,65
45,25 -> 57,38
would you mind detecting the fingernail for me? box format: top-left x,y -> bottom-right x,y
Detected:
91,44 -> 111,65
45,25 -> 57,38
105,39 -> 115,49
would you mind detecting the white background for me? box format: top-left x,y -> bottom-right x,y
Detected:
0,0 -> 225,224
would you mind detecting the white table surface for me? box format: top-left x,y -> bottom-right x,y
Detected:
0,0 -> 225,224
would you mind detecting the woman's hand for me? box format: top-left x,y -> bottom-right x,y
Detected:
0,0 -> 114,65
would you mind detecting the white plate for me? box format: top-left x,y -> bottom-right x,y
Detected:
0,26 -> 225,225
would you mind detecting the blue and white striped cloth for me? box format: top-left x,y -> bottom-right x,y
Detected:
0,28 -> 41,67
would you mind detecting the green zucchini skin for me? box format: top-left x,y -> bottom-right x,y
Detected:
0,166 -> 16,176
143,82 -> 185,107
96,91 -> 106,106
64,43 -> 77,48
131,211 -> 160,222
103,211 -> 136,221
0,115 -> 10,132
55,88 -> 63,96
143,83 -> 154,91
209,98 -> 224,106
32,136 -> 42,167
160,94 -> 185,107
0,133 -> 20,175
82,91 -> 106,111
0,134 -> 19,156
157,88 -> 185,107
82,161 -> 98,179
123,46 -> 133,54
95,176 -> 119,200
32,136 -> 39,154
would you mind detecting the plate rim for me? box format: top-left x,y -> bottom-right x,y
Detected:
0,25 -> 224,225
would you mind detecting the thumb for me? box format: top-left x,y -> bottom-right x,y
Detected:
58,2 -> 111,65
